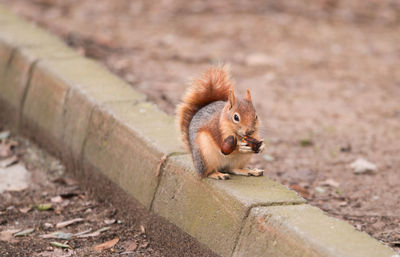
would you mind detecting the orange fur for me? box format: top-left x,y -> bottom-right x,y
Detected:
176,66 -> 233,149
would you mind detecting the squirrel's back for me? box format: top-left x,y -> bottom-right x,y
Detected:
176,66 -> 233,150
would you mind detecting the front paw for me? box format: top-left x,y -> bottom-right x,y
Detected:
239,142 -> 253,153
256,140 -> 265,153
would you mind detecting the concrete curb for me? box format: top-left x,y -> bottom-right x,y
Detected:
0,5 -> 397,257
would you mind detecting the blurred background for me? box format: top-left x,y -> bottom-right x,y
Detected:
1,0 -> 399,250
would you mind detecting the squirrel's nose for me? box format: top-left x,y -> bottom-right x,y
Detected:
246,129 -> 255,136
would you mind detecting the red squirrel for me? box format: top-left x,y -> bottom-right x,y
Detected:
176,66 -> 265,180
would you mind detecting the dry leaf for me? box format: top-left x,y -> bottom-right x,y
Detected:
290,184 -> 310,199
141,241 -> 149,249
19,207 -> 32,213
41,231 -> 73,240
104,219 -> 116,225
93,238 -> 119,252
14,228 -> 34,237
125,241 -> 138,251
56,218 -> 84,228
321,178 -> 340,188
140,225 -> 146,234
51,196 -> 64,203
50,241 -> 71,249
72,229 -> 92,237
36,203 -> 52,211
77,227 -> 110,238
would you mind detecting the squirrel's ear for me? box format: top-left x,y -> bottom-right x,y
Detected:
228,89 -> 236,109
245,88 -> 252,102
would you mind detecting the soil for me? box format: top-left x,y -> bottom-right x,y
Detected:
1,0 -> 399,253
0,132 -> 165,257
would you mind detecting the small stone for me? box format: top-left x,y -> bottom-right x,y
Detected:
104,219 -> 116,225
315,186 -> 326,194
320,178 -> 340,188
350,158 -> 377,174
43,223 -> 53,229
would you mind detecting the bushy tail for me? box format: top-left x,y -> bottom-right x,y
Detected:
176,66 -> 234,149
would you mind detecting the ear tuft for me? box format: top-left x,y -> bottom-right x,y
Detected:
245,88 -> 252,102
228,89 -> 236,109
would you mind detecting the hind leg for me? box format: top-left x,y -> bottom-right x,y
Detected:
196,131 -> 230,180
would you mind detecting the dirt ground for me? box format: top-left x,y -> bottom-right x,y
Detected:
0,130 -> 165,256
1,0 -> 399,253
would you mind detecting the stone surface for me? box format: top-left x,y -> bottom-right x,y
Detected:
152,154 -> 305,257
0,41 -> 14,122
21,59 -> 71,156
0,46 -> 77,129
234,205 -> 397,257
0,8 -> 68,49
34,57 -> 147,171
83,101 -> 183,209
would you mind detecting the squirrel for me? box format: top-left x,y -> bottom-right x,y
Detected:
176,66 -> 265,180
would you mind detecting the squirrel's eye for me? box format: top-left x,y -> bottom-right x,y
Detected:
233,113 -> 240,123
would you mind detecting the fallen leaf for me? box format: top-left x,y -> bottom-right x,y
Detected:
0,156 -> 18,168
19,207 -> 32,213
14,228 -> 34,237
93,238 -> 119,252
37,248 -> 74,257
289,184 -> 310,198
51,196 -> 63,203
104,219 -> 116,225
315,186 -> 326,193
43,223 -> 54,229
350,158 -> 377,174
77,227 -> 110,238
50,241 -> 71,249
141,241 -> 149,249
125,241 -> 138,251
320,178 -> 340,188
41,231 -> 73,240
56,218 -> 84,228
72,229 -> 92,237
36,204 -> 52,211
140,225 -> 146,234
